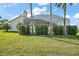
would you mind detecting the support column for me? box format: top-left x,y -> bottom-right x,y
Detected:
48,25 -> 50,34
30,25 -> 32,34
33,25 -> 36,34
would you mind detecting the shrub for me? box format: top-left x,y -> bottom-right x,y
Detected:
18,24 -> 26,35
35,25 -> 48,35
53,26 -> 78,35
35,25 -> 42,35
53,26 -> 63,35
3,23 -> 10,32
43,25 -> 48,35
0,26 -> 3,29
16,23 -> 30,35
16,23 -> 22,30
66,26 -> 78,35
25,25 -> 30,34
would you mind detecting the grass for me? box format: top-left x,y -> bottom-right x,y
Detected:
76,32 -> 79,35
0,30 -> 79,56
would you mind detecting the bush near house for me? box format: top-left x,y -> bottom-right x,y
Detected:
16,23 -> 30,35
3,23 -> 10,32
18,25 -> 26,35
0,26 -> 3,29
25,25 -> 30,34
66,26 -> 78,35
53,26 -> 63,35
16,23 -> 77,35
16,23 -> 22,30
53,26 -> 78,35
35,25 -> 48,35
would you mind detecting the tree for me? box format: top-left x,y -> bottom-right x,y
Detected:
55,3 -> 72,35
0,16 -> 3,25
0,16 -> 1,19
50,3 -> 54,35
3,23 -> 10,32
1,19 -> 8,26
3,19 -> 8,22
0,16 -> 8,26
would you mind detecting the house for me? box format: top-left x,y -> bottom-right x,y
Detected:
9,10 -> 70,33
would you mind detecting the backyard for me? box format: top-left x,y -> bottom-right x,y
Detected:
0,30 -> 79,56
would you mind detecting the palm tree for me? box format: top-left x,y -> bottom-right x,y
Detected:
0,16 -> 5,29
50,3 -> 54,35
30,3 -> 33,34
3,19 -> 8,22
0,16 -> 8,25
0,16 -> 3,25
0,16 -> 1,19
55,3 -> 72,35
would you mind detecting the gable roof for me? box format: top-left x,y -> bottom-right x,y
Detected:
8,15 -> 22,23
9,14 -> 70,23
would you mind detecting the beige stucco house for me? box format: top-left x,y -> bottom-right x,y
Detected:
9,10 -> 70,34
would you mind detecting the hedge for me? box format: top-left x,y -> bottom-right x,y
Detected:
66,26 -> 78,35
53,26 -> 78,35
53,26 -> 63,35
35,25 -> 48,35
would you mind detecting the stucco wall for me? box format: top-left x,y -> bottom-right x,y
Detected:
9,16 -> 24,31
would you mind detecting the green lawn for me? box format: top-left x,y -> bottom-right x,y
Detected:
77,32 -> 79,35
0,30 -> 79,56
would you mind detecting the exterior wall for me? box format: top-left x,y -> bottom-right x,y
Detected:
9,16 -> 24,31
52,17 -> 70,26
9,14 -> 70,32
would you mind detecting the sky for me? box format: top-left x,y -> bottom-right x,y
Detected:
0,3 -> 79,27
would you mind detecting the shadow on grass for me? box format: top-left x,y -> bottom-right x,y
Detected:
38,35 -> 79,40
3,31 -> 18,33
53,38 -> 79,45
36,35 -> 79,46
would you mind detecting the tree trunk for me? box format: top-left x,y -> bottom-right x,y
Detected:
63,3 -> 67,35
30,3 -> 33,34
50,3 -> 53,35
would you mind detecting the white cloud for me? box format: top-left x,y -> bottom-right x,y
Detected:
33,7 -> 47,15
37,3 -> 48,5
66,15 -> 70,18
62,15 -> 70,18
73,13 -> 79,19
27,7 -> 47,17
